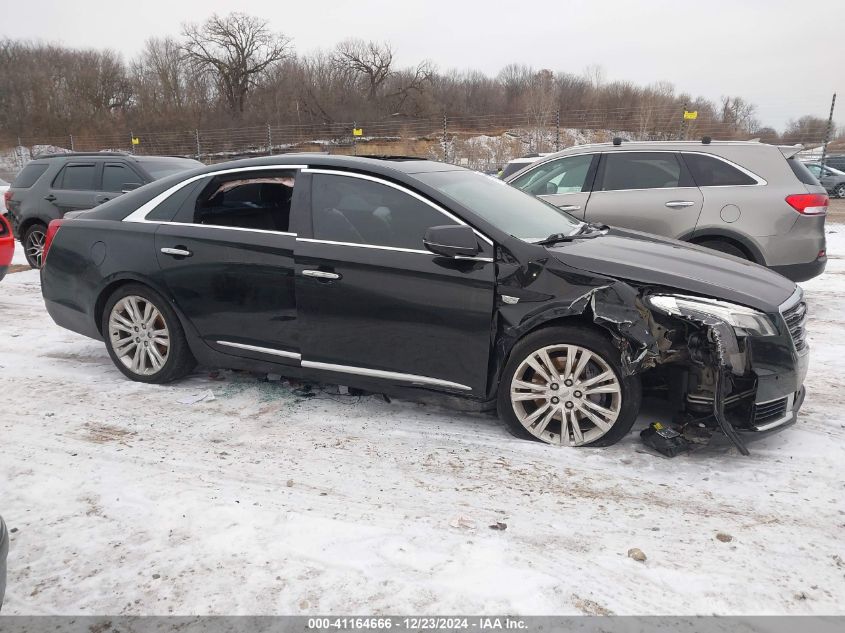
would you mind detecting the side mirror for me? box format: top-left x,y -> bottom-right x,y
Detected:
545,182 -> 558,195
423,225 -> 480,258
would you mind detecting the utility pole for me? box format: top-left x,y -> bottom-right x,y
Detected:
129,131 -> 135,154
352,121 -> 357,156
267,123 -> 273,156
69,135 -> 74,151
195,129 -> 201,161
555,108 -> 561,151
820,93 -> 837,170
677,103 -> 688,141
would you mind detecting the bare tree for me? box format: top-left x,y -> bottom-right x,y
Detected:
333,39 -> 394,100
181,13 -> 291,117
720,96 -> 758,135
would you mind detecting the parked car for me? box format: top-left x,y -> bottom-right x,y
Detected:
5,152 -> 203,268
0,214 -> 13,281
820,154 -> 845,172
506,140 -> 828,282
499,153 -> 550,179
804,162 -> 845,198
40,155 -> 808,450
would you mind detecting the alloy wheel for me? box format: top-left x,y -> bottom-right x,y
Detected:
836,184 -> 845,199
25,229 -> 46,268
510,344 -> 622,446
108,295 -> 171,376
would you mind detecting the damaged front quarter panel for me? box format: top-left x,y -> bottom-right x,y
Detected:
493,248 -> 757,455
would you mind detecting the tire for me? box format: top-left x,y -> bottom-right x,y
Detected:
102,283 -> 195,384
696,239 -> 748,260
834,184 -> 845,199
497,325 -> 641,447
22,222 -> 47,269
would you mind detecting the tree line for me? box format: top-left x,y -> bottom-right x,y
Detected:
0,12 -> 838,147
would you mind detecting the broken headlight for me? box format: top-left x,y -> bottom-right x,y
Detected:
646,295 -> 778,337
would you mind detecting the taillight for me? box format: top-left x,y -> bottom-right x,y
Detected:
43,219 -> 65,263
3,190 -> 11,206
0,214 -> 10,237
785,193 -> 828,215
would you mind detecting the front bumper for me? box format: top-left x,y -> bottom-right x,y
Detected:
740,386 -> 805,438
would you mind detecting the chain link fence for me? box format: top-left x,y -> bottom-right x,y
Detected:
3,106 -> 842,179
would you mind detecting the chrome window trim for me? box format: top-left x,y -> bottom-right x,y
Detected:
301,360 -> 472,391
511,149 -> 767,189
296,237 -> 493,262
123,164 -> 308,223
303,168 -> 495,247
216,340 -> 301,360
154,221 -> 296,237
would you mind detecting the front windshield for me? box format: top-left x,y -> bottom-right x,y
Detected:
416,170 -> 580,241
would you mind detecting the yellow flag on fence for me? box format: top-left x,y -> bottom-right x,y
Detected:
131,137 -> 140,145
683,111 -> 698,120
352,128 -> 363,137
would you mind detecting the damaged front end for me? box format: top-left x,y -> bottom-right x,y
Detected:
495,251 -> 807,455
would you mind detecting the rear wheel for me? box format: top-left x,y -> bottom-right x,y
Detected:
696,239 -> 748,261
22,223 -> 47,269
102,284 -> 195,383
497,326 -> 641,447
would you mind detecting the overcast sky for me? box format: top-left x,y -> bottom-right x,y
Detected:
3,0 -> 842,130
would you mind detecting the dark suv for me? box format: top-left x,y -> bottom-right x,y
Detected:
5,152 -> 202,268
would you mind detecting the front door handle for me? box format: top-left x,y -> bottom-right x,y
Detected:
558,204 -> 582,211
302,269 -> 340,280
161,247 -> 192,257
665,200 -> 695,208
44,194 -> 57,202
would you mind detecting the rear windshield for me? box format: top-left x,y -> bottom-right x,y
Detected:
139,158 -> 203,180
788,158 -> 821,187
12,162 -> 49,188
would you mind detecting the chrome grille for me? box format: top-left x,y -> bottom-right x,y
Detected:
780,292 -> 808,352
754,397 -> 788,425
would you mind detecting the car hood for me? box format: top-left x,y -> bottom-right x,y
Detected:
547,228 -> 796,312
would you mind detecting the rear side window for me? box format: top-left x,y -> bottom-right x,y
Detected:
54,163 -> 98,190
600,152 -> 687,191
12,163 -> 49,188
683,153 -> 757,186
102,164 -> 142,192
787,158 -> 821,187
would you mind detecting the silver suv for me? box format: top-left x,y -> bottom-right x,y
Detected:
506,140 -> 828,281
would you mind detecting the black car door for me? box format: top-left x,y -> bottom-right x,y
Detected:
153,166 -> 302,364
295,169 -> 496,395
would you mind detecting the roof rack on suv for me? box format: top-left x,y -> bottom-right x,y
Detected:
33,151 -> 131,160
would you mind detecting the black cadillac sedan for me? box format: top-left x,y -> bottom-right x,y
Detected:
40,155 -> 808,450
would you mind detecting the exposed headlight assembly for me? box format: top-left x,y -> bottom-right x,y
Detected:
646,295 -> 778,337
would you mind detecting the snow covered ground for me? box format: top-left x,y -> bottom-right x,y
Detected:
0,229 -> 844,616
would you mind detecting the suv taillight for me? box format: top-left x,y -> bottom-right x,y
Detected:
43,219 -> 65,264
785,193 -> 828,215
0,214 -> 10,237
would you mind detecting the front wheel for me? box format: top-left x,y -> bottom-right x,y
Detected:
497,326 -> 641,447
102,284 -> 195,383
22,223 -> 47,269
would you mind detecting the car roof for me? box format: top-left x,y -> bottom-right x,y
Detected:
191,154 -> 465,177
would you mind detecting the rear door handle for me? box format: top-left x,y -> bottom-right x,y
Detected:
302,269 -> 340,280
44,194 -> 56,202
665,201 -> 695,208
558,205 -> 582,211
95,195 -> 111,204
161,247 -> 192,257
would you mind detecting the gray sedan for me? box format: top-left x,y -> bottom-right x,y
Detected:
805,162 -> 845,198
